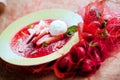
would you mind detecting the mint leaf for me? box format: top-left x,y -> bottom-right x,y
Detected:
66,25 -> 78,37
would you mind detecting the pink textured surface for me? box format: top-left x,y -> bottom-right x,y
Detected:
0,0 -> 120,80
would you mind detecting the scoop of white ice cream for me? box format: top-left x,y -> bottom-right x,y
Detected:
49,20 -> 67,36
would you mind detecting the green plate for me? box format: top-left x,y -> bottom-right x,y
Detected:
0,9 -> 83,66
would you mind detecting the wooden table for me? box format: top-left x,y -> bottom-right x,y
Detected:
0,0 -> 120,80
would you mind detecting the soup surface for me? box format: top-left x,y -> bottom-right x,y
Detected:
10,19 -> 70,58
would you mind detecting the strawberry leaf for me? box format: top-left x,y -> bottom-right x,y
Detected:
100,19 -> 108,29
89,42 -> 98,47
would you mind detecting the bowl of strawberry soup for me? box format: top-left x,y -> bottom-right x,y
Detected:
0,9 -> 83,66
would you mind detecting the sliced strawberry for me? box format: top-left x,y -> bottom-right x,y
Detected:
35,34 -> 50,46
34,21 -> 50,35
32,29 -> 49,44
36,34 -> 66,47
26,33 -> 35,44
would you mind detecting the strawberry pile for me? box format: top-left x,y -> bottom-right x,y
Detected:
24,1 -> 120,79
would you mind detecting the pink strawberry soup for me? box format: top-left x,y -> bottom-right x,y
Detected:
10,19 -> 70,58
